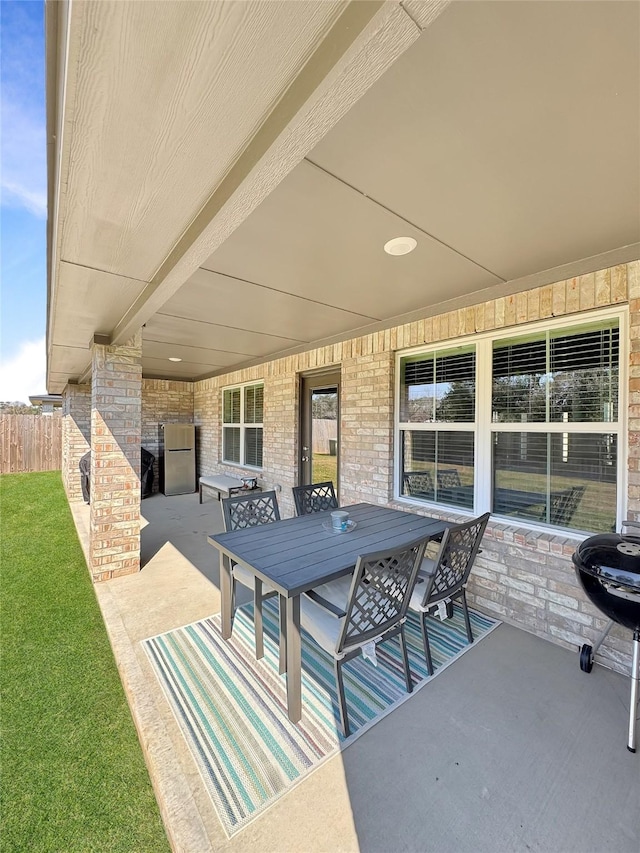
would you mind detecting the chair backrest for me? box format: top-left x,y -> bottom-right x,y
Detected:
336,538 -> 428,654
437,468 -> 461,489
418,513 -> 490,607
292,481 -> 338,516
222,490 -> 281,531
402,471 -> 434,497
549,486 -> 585,526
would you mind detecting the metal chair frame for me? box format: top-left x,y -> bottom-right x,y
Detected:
305,537 -> 427,737
411,513 -> 490,675
221,490 -> 281,661
292,481 -> 338,516
436,468 -> 462,489
402,471 -> 435,498
549,485 -> 585,527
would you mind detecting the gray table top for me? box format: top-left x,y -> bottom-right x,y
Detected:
208,502 -> 451,597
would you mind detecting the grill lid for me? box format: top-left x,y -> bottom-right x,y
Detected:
573,527 -> 640,591
572,523 -> 640,633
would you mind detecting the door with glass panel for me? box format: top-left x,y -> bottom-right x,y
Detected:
299,371 -> 340,495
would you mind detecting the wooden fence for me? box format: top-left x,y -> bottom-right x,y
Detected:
0,414 -> 62,474
312,418 -> 337,454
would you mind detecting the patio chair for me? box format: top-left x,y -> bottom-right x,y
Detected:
402,471 -> 434,499
292,481 -> 338,516
408,513 -> 490,675
300,537 -> 428,737
222,490 -> 281,659
437,468 -> 461,489
548,485 -> 585,527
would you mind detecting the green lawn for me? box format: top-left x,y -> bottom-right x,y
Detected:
312,453 -> 338,486
0,472 -> 169,853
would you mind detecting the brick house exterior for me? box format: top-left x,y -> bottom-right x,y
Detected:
61,259 -> 639,673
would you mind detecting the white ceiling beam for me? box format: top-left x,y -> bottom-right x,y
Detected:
110,1 -> 447,346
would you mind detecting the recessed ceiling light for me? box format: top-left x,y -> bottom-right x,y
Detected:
384,236 -> 417,256
168,357 -> 182,362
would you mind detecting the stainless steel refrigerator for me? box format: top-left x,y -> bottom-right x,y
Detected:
160,423 -> 196,495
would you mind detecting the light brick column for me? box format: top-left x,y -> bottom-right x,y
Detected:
89,332 -> 142,581
61,382 -> 91,502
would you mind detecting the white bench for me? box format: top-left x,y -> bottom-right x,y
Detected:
198,474 -> 262,503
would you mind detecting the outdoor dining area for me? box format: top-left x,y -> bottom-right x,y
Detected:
54,468 -> 631,853
206,483 -> 489,732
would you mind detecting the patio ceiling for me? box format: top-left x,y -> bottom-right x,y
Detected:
46,0 -> 640,390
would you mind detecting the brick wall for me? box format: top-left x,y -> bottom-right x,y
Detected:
61,383 -> 91,501
142,379 -> 194,492
340,351 -> 394,507
193,260 -> 638,673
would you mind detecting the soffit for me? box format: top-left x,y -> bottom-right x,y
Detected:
49,1 -> 640,389
47,0 -> 429,392
307,0 -> 640,280
58,0 -> 345,282
197,160 -> 501,316
53,262 -> 147,349
142,313 -> 304,361
163,0 -> 638,383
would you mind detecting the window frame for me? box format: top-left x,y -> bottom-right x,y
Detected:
221,380 -> 264,470
398,343 -> 479,509
394,306 -> 628,534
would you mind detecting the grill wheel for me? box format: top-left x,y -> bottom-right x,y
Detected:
579,643 -> 594,673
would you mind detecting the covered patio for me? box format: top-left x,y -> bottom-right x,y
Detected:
69,491 -> 638,852
46,0 -> 639,848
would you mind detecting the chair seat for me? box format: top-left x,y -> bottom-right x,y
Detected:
300,575 -> 353,655
408,557 -> 439,612
233,563 -> 275,594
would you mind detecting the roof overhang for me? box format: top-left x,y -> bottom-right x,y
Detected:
46,1 -> 640,391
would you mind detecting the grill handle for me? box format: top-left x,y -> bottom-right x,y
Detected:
621,520 -> 640,540
578,560 -> 640,591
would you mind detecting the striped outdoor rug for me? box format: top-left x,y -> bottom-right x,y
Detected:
144,600 -> 498,837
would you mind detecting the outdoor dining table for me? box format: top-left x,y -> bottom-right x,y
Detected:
208,502 -> 451,723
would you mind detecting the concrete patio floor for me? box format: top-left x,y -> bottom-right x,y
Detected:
70,492 -> 639,853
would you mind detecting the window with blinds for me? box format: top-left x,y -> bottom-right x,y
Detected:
399,346 -> 475,509
491,320 -> 619,532
395,312 -> 624,534
492,323 -> 619,424
222,382 -> 263,468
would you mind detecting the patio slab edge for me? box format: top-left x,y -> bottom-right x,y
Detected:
68,500 -> 212,853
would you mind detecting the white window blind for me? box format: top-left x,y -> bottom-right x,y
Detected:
399,346 -> 476,510
491,320 -> 619,532
222,382 -> 263,468
395,312 -> 624,534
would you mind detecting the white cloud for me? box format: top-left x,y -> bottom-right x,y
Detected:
0,337 -> 47,404
2,179 -> 46,218
1,95 -> 47,219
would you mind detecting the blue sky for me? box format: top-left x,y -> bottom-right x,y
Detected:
1,0 -> 47,403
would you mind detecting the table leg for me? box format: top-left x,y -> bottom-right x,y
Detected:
279,594 -> 287,675
285,595 -> 302,723
220,553 -> 233,640
254,578 -> 264,659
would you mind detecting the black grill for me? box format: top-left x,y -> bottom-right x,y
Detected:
572,522 -> 640,753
